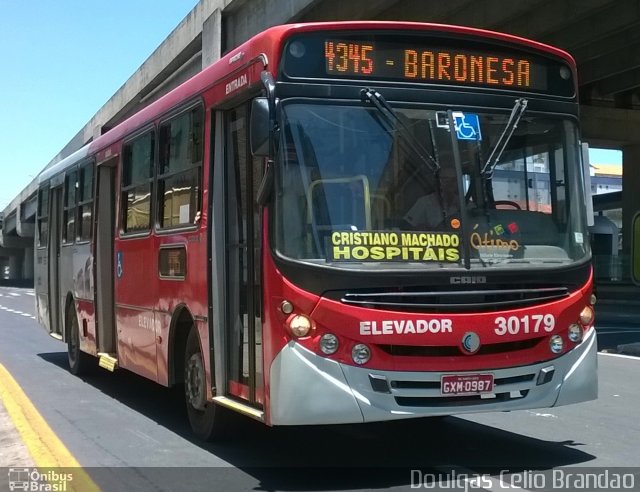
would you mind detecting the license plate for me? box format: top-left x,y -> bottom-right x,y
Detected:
441,374 -> 494,396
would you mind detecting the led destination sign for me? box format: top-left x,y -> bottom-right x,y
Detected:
325,41 -> 535,89
282,33 -> 575,96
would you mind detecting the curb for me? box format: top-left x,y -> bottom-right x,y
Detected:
617,342 -> 640,357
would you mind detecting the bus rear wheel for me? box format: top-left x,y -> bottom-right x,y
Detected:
67,308 -> 90,376
184,328 -> 231,441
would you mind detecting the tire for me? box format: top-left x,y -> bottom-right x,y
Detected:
184,327 -> 232,441
67,308 -> 91,375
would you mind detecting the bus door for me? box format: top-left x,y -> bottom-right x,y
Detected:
94,161 -> 117,358
221,103 -> 264,405
48,185 -> 63,337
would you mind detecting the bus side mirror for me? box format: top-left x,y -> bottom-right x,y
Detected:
632,212 -> 640,285
250,97 -> 270,157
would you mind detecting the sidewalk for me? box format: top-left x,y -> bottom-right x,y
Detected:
0,400 -> 34,467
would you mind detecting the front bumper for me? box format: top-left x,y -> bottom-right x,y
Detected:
268,328 -> 597,425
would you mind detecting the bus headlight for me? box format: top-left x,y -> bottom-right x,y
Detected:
352,344 -> 371,365
550,335 -> 564,354
568,323 -> 583,343
287,315 -> 313,338
319,333 -> 339,355
579,305 -> 594,326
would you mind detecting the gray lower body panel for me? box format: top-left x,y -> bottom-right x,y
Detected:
268,329 -> 597,425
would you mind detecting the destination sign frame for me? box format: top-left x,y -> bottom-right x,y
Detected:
281,31 -> 575,97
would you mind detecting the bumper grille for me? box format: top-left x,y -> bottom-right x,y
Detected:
377,337 -> 543,357
341,286 -> 569,313
395,390 -> 530,407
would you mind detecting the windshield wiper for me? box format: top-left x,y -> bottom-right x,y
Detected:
361,88 -> 449,227
481,98 -> 528,178
361,88 -> 440,174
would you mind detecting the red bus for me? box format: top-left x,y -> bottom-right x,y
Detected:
35,21 -> 597,440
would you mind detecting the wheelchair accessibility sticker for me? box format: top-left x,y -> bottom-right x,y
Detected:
116,251 -> 123,279
452,112 -> 482,141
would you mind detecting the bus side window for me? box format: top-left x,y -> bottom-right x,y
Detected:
78,162 -> 94,242
37,187 -> 49,248
158,106 -> 204,229
62,170 -> 77,244
121,131 -> 155,233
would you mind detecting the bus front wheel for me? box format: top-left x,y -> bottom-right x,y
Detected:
184,328 -> 231,441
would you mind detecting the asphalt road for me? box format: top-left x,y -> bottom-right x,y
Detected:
0,285 -> 639,491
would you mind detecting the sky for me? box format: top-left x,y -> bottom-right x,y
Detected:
0,0 -> 199,210
589,148 -> 622,166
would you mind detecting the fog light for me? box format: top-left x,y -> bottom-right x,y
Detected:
352,344 -> 371,365
579,305 -> 594,326
550,335 -> 564,354
288,315 -> 313,338
320,333 -> 339,355
568,323 -> 583,343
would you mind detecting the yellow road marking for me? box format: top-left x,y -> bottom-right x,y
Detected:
0,362 -> 100,491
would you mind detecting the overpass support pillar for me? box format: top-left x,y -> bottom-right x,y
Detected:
202,8 -> 222,69
8,254 -> 21,280
622,145 -> 640,255
22,247 -> 33,280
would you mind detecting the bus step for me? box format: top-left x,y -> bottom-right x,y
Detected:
98,353 -> 118,372
212,396 -> 264,422
49,332 -> 63,341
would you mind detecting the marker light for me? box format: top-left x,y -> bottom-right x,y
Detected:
579,305 -> 595,326
280,300 -> 294,314
568,323 -> 583,343
550,335 -> 564,354
352,344 -> 371,365
288,315 -> 313,338
319,333 -> 339,355
590,294 -> 597,306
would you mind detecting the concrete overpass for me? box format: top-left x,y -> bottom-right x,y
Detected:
3,0 -> 640,290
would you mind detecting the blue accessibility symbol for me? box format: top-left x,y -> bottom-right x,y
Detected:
453,112 -> 482,141
116,251 -> 123,279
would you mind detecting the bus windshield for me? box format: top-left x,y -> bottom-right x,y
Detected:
274,101 -> 589,270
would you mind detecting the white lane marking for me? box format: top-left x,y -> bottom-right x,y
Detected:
0,304 -> 36,319
599,352 -> 640,360
526,411 -> 558,418
26,292 -> 35,296
9,293 -> 20,297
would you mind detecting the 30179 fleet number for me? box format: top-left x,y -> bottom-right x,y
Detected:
494,314 -> 555,335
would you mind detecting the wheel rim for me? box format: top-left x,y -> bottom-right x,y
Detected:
185,353 -> 206,411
